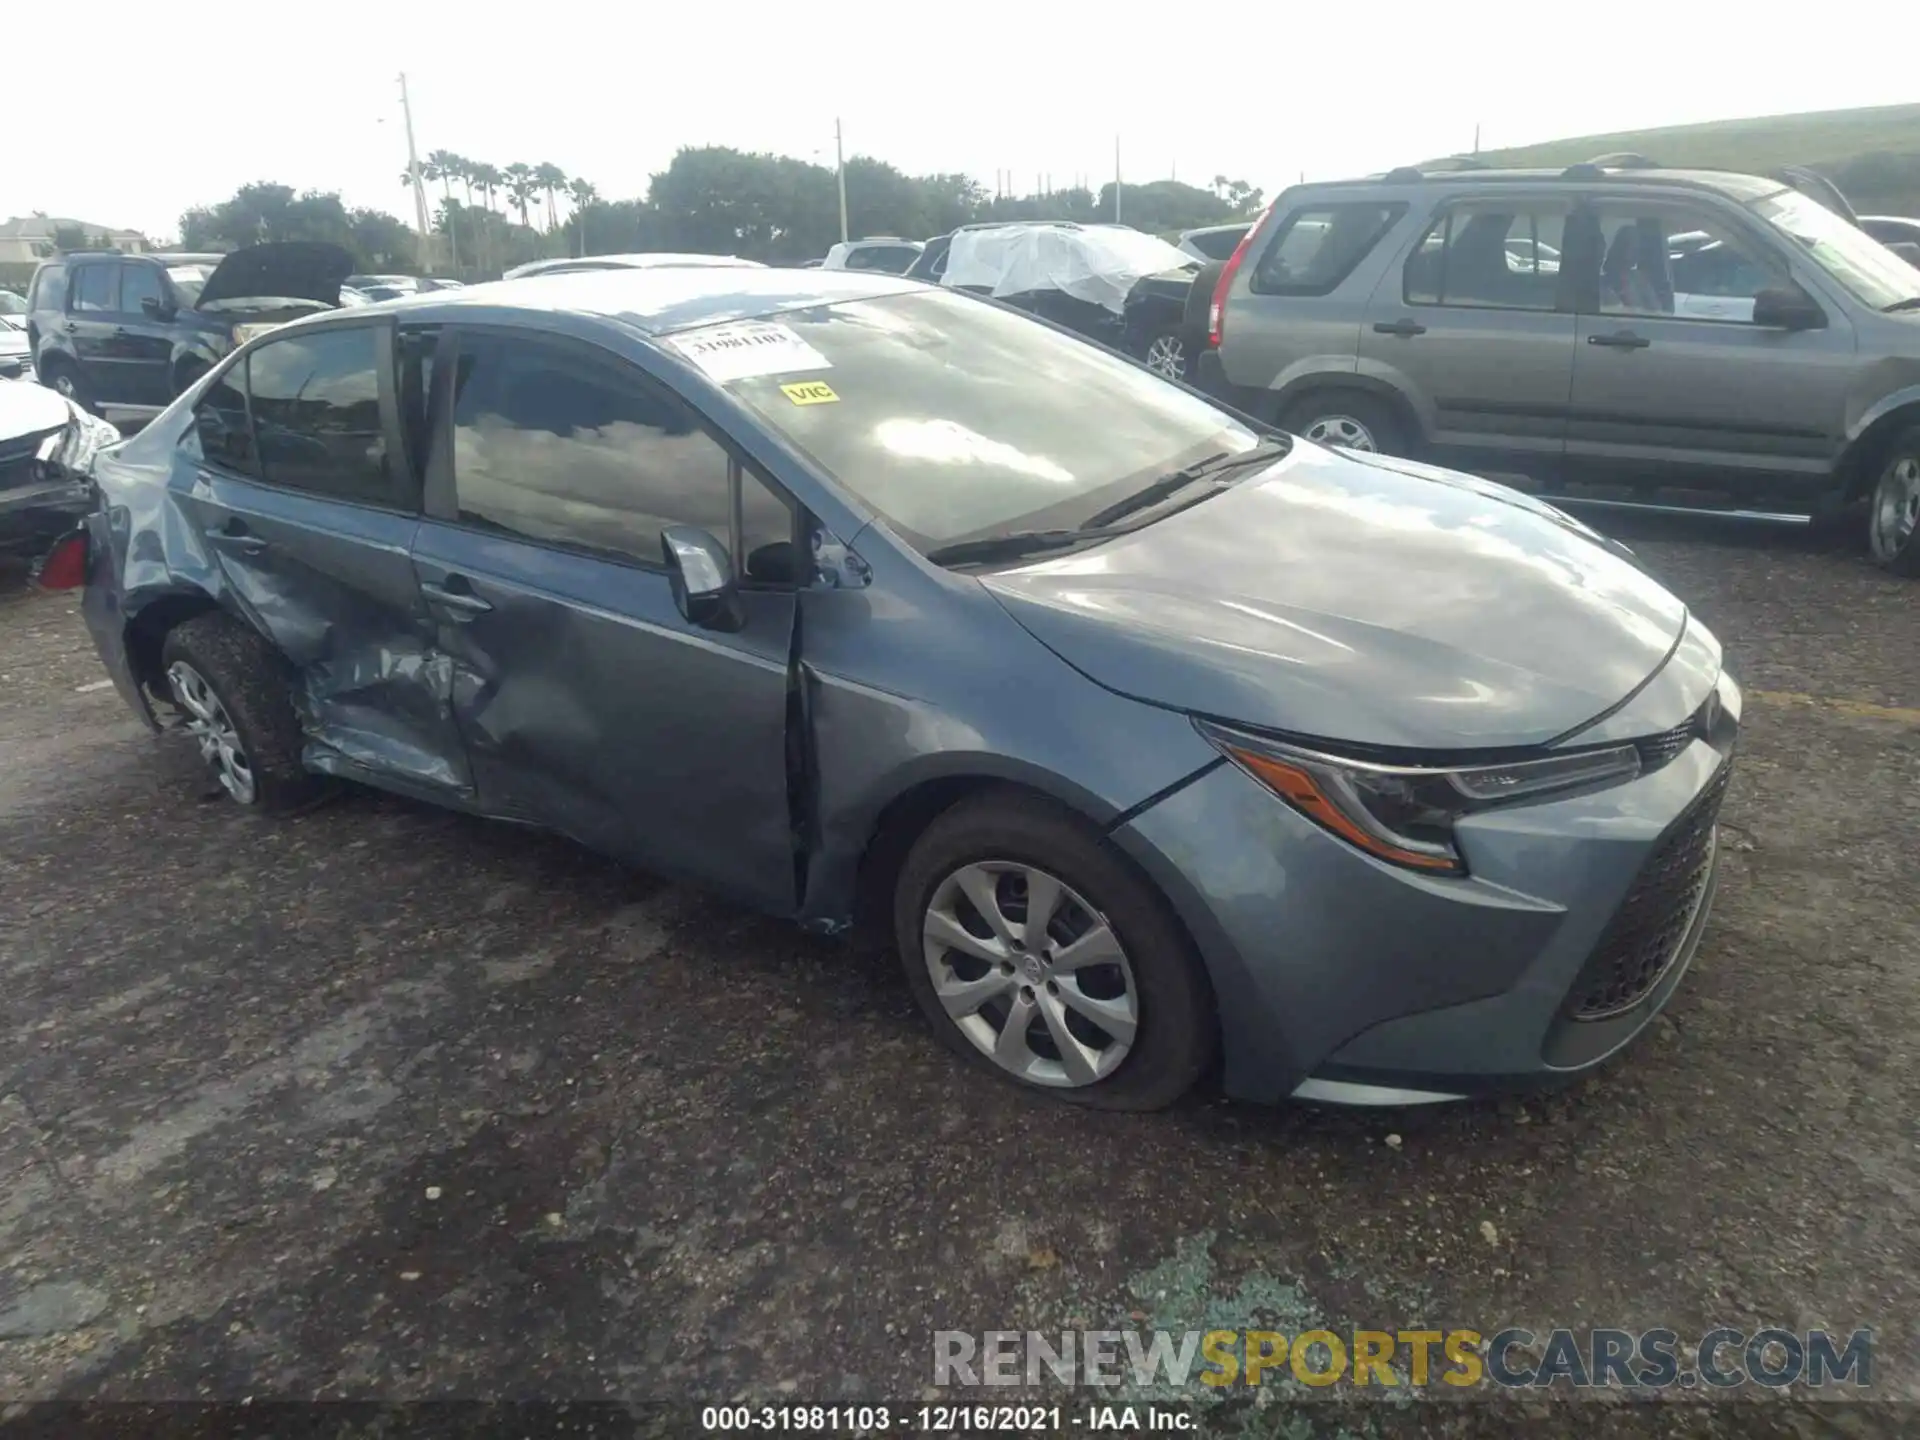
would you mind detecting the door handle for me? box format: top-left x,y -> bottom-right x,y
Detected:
203,521 -> 268,555
1372,318 -> 1427,337
420,579 -> 493,617
1588,331 -> 1651,350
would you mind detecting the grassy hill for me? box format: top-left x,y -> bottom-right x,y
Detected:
1441,104 -> 1920,213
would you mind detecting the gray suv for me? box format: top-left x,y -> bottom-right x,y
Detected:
1198,161 -> 1920,573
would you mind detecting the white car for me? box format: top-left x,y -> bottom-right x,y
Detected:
501,253 -> 763,281
821,238 -> 924,274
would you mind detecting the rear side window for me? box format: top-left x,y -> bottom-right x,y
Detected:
246,327 -> 397,506
1405,202 -> 1569,311
448,331 -> 793,576
193,361 -> 257,475
72,265 -> 117,312
1250,203 -> 1405,295
28,264 -> 68,313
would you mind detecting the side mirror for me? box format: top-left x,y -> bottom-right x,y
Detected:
1751,286 -> 1826,331
660,525 -> 744,632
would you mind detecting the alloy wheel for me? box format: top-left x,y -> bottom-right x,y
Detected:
166,661 -> 257,804
1870,455 -> 1920,559
920,861 -> 1139,1088
1145,333 -> 1187,381
1302,414 -> 1377,452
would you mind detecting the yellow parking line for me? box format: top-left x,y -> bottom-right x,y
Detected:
1750,690 -> 1920,726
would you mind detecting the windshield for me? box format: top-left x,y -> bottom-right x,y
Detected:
1751,188 -> 1920,310
0,291 -> 25,316
686,289 -> 1260,548
167,265 -> 214,305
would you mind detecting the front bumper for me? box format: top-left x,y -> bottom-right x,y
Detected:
1111,668 -> 1742,1104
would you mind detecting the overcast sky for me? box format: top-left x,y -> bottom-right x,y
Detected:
9,2 -> 1912,242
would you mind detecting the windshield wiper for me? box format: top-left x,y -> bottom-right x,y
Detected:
1079,439 -> 1290,530
1883,297 -> 1920,313
924,527 -> 1124,568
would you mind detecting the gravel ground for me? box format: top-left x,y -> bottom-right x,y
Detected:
0,515 -> 1915,1438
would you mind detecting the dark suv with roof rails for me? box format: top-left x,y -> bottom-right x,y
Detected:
25,243 -> 354,422
1197,156 -> 1920,573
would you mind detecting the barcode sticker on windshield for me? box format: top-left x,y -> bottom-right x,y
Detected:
668,322 -> 832,383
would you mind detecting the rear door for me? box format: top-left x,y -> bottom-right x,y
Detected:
66,262 -> 128,403
177,320 -> 470,798
1358,194 -> 1577,482
1564,194 -> 1857,496
409,325 -> 801,913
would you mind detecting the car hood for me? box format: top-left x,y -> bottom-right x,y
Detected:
980,442 -> 1691,751
0,380 -> 74,446
195,241 -> 354,310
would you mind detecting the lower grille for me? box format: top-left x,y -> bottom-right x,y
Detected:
1568,762 -> 1731,1021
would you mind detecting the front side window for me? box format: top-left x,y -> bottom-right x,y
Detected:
192,360 -> 257,475
1593,204 -> 1787,323
1406,202 -> 1568,311
1250,203 -> 1405,296
120,265 -> 164,313
449,332 -> 791,575
245,327 -> 394,505
694,288 -> 1261,549
72,265 -> 117,312
1751,187 -> 1920,311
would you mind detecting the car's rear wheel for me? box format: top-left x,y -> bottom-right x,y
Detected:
1283,390 -> 1403,455
893,791 -> 1215,1111
1141,329 -> 1189,382
41,358 -> 97,416
159,613 -> 325,813
1866,426 -> 1920,576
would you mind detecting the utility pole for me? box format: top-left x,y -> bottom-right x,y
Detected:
835,118 -> 849,244
397,73 -> 435,273
1114,136 -> 1123,224
1473,123 -> 1482,154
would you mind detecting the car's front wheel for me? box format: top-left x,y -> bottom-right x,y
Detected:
159,613 -> 326,813
1867,425 -> 1920,576
893,791 -> 1215,1110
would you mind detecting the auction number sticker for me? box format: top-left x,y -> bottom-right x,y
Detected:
781,380 -> 839,405
670,322 -> 832,383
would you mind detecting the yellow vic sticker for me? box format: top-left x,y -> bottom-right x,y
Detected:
781,380 -> 839,405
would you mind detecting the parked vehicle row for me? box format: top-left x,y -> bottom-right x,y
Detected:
37,265 -> 1740,1112
1193,158 -> 1920,572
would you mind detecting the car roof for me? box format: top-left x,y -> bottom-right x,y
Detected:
1313,165 -> 1787,203
337,266 -> 923,336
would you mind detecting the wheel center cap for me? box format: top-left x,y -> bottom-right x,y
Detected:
1022,955 -> 1046,983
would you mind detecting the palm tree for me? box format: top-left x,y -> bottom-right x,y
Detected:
503,165 -> 537,232
470,163 -> 504,276
451,154 -> 476,211
567,178 -> 599,257
423,150 -> 462,271
534,163 -> 567,232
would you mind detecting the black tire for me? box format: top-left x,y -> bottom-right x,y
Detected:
893,789 -> 1216,1111
40,357 -> 98,416
1281,389 -> 1405,456
158,612 -> 326,813
1865,424 -> 1920,576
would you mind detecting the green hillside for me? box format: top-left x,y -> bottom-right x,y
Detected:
1443,104 -> 1920,213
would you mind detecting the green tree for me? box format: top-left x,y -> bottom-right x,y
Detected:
51,224 -> 92,252
566,178 -> 600,256
504,163 -> 536,229
534,162 -> 567,232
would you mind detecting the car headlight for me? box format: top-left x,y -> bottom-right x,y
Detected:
1196,719 -> 1642,876
36,402 -> 119,479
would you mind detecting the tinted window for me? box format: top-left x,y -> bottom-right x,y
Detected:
120,264 -> 164,313
28,266 -> 67,314
193,360 -> 258,476
246,327 -> 395,504
450,333 -> 736,567
1593,204 -> 1787,323
701,289 -> 1260,549
1406,202 -> 1567,311
72,265 -> 117,312
1250,203 -> 1404,295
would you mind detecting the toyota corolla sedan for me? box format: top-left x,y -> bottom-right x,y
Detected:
46,269 -> 1739,1111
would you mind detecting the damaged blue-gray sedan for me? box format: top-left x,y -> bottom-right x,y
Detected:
48,268 -> 1740,1111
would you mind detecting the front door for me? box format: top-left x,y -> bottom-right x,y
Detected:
1359,195 -> 1577,483
176,321 -> 470,798
412,326 -> 801,913
111,262 -> 180,406
1564,197 -> 1857,497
